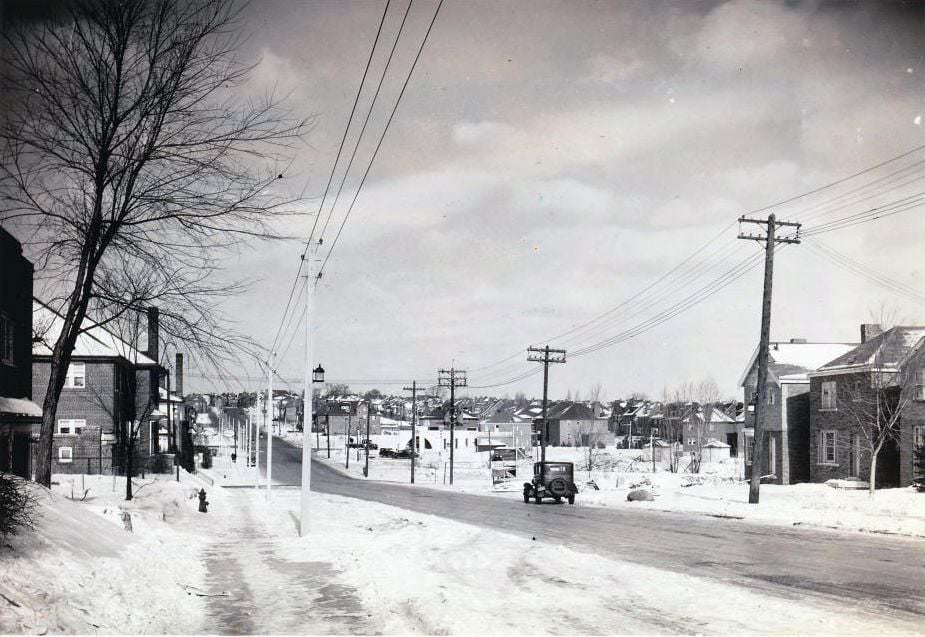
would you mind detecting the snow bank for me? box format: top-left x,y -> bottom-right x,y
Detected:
0,474 -> 208,634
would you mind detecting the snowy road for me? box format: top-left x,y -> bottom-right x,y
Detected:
262,435 -> 925,627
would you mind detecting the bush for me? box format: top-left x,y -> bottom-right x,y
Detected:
0,473 -> 39,541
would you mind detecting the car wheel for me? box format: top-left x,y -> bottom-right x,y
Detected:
522,491 -> 530,504
534,494 -> 542,505
567,494 -> 575,505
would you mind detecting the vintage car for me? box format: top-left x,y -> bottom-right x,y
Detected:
523,461 -> 578,504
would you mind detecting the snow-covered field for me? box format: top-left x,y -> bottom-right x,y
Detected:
299,435 -> 925,538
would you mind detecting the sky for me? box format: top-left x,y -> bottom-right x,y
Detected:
6,0 -> 925,401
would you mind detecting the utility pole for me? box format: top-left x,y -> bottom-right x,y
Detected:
346,413 -> 351,469
403,381 -> 421,484
266,353 -> 275,497
364,401 -> 371,478
438,369 -> 467,485
254,394 -> 261,489
738,213 -> 800,504
527,346 -> 567,463
300,242 -> 320,537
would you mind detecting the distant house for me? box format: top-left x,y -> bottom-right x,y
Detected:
739,337 -> 858,484
543,402 -> 611,446
808,324 -> 925,488
0,228 -> 42,478
681,405 -> 737,453
32,302 -> 165,475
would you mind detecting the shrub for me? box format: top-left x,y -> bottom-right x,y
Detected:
0,473 -> 39,541
148,453 -> 173,474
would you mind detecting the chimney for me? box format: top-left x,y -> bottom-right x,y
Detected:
175,353 -> 184,397
860,323 -> 882,343
789,338 -> 807,344
146,307 -> 159,361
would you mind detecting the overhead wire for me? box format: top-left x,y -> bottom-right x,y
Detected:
318,0 -> 445,276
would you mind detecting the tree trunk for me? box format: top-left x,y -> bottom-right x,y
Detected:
125,441 -> 134,501
869,439 -> 884,496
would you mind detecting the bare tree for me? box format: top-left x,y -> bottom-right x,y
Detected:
575,421 -> 606,478
0,0 -> 308,486
837,352 -> 918,495
588,382 -> 604,403
867,302 -> 911,331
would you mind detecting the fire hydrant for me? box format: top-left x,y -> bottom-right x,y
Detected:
198,488 -> 209,513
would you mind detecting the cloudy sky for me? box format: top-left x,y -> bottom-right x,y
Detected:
8,0 -> 924,400
206,0 -> 925,401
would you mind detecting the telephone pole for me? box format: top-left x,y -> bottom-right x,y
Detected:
266,352 -> 275,497
738,213 -> 800,504
403,381 -> 422,484
527,346 -> 566,463
438,369 -> 467,485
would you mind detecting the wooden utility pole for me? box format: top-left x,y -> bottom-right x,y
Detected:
266,353 -> 275,497
403,381 -> 422,484
364,401 -> 372,478
738,214 -> 800,504
527,346 -> 566,463
438,369 -> 467,485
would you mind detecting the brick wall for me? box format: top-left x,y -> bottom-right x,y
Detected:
33,358 -> 117,473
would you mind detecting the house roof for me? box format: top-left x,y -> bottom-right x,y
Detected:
32,300 -> 158,366
547,402 -> 597,421
738,340 -> 858,387
814,327 -> 925,374
0,396 -> 42,418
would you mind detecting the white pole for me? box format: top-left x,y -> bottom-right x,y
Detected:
266,354 -> 275,497
300,249 -> 315,537
255,397 -> 261,489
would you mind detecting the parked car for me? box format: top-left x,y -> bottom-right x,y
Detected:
523,461 -> 578,504
394,449 -> 419,460
379,448 -> 395,458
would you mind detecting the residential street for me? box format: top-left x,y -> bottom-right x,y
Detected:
260,434 -> 925,628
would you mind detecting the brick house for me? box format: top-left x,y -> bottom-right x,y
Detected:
32,302 -> 165,474
739,338 -> 857,484
0,228 -> 42,478
808,324 -> 925,488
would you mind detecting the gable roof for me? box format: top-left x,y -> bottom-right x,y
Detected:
32,300 -> 158,366
738,340 -> 858,387
814,327 -> 925,374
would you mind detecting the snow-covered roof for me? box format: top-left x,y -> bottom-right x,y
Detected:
0,396 -> 42,418
32,300 -> 158,366
814,327 -> 925,373
738,340 -> 858,387
158,387 -> 183,403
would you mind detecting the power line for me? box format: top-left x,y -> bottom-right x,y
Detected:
318,0 -> 445,276
317,0 -> 416,242
306,0 -> 394,248
268,1 -> 393,359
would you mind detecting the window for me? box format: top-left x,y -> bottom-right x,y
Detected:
768,389 -> 775,405
65,362 -> 86,389
820,381 -> 837,410
0,314 -> 14,364
744,434 -> 755,465
818,430 -> 837,465
916,369 -> 925,401
58,447 -> 73,463
56,419 -> 86,435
